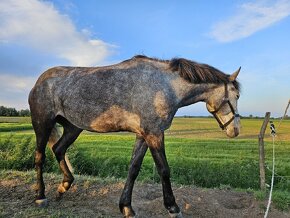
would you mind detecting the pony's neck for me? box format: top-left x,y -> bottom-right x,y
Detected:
176,82 -> 217,108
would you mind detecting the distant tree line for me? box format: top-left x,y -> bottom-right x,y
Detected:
179,114 -> 289,119
0,106 -> 31,117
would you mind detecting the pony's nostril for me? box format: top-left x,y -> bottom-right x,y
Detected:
234,127 -> 239,136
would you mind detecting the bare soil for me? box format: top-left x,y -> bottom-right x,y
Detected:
0,171 -> 289,218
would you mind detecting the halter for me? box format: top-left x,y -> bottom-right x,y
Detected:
209,83 -> 240,130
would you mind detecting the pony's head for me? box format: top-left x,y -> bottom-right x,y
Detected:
206,68 -> 241,138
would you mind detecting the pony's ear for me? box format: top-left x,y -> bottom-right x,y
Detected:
229,67 -> 241,81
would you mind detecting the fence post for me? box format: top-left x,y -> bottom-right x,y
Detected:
258,112 -> 271,191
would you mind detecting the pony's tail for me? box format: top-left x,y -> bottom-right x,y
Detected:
48,126 -> 74,173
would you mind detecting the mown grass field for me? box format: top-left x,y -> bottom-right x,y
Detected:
0,116 -> 289,192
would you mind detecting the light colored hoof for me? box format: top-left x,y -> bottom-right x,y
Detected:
63,181 -> 71,189
57,183 -> 66,194
57,182 -> 71,194
35,198 -> 48,207
169,211 -> 183,218
123,206 -> 136,218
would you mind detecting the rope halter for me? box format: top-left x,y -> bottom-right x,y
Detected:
208,83 -> 240,130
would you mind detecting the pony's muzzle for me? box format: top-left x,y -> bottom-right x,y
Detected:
226,128 -> 239,138
225,116 -> 240,138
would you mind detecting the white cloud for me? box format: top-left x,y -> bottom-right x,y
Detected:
0,0 -> 114,66
210,0 -> 290,42
0,74 -> 36,93
0,74 -> 37,109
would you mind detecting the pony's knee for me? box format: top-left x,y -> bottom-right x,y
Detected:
35,150 -> 45,166
158,167 -> 170,180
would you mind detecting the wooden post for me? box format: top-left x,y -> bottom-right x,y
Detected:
282,100 -> 290,120
258,112 -> 271,190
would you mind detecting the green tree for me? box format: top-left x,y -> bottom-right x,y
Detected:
0,105 -> 30,117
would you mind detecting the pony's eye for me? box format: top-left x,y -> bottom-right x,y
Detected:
236,94 -> 240,99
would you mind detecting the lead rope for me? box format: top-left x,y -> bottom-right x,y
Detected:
264,125 -> 275,218
264,100 -> 290,218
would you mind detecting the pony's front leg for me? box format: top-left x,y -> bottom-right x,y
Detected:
146,132 -> 183,218
119,135 -> 148,218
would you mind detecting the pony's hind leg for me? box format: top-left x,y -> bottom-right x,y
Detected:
52,117 -> 82,198
32,119 -> 55,207
119,135 -> 148,217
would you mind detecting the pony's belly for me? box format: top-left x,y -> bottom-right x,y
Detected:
88,123 -> 128,133
89,105 -> 142,134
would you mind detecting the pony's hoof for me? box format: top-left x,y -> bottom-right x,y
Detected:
122,206 -> 136,218
169,211 -> 183,218
35,198 -> 48,207
57,183 -> 67,194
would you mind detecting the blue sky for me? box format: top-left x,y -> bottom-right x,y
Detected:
0,0 -> 289,117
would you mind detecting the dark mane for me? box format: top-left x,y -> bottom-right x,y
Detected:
170,58 -> 227,83
169,58 -> 240,91
132,55 -> 169,63
128,55 -> 240,90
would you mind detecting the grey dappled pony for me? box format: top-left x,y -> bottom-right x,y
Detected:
29,55 -> 241,218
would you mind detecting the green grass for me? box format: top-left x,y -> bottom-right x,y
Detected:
0,123 -> 33,132
0,117 -> 289,196
0,116 -> 31,123
254,190 -> 290,211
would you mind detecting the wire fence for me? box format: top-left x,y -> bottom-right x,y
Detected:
264,100 -> 290,218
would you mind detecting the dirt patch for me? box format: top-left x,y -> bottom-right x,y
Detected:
0,172 -> 289,218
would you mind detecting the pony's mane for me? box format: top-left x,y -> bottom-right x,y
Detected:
131,55 -> 240,90
132,55 -> 168,63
